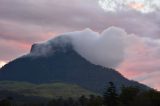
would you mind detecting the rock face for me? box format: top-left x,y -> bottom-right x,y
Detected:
0,36 -> 149,93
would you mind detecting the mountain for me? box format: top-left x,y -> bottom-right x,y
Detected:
0,35 -> 149,93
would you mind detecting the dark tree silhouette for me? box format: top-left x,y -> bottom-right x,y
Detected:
120,86 -> 140,106
103,82 -> 119,106
88,95 -> 103,106
0,98 -> 12,106
78,95 -> 88,106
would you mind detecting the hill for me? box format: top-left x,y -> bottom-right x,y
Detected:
0,81 -> 95,99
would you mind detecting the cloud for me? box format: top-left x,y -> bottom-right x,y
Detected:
33,26 -> 159,71
117,35 -> 160,89
98,0 -> 160,13
0,38 -> 30,61
0,20 -> 56,43
31,27 -> 128,68
70,27 -> 128,68
0,0 -> 160,37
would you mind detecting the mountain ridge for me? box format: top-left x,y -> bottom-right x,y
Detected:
0,35 -> 150,93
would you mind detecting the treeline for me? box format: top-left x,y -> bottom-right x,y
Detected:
1,82 -> 160,106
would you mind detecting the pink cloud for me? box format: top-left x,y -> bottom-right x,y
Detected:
117,36 -> 160,90
0,31 -> 57,62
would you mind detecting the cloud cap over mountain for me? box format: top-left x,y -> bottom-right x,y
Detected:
31,27 -> 128,68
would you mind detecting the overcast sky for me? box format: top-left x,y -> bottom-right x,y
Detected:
0,0 -> 160,90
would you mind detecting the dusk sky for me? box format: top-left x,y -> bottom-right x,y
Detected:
0,0 -> 160,90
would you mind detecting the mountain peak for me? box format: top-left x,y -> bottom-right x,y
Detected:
30,35 -> 73,56
29,28 -> 96,57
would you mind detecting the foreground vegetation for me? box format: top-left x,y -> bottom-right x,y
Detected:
0,81 -> 95,99
0,81 -> 160,106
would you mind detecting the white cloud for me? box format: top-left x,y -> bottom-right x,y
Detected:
98,0 -> 160,13
70,27 -> 128,68
32,27 -> 131,68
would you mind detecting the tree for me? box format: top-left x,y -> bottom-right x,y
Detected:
0,98 -> 12,106
145,90 -> 160,106
78,95 -> 88,106
103,82 -> 119,106
48,98 -> 58,106
120,86 -> 140,106
88,95 -> 103,106
65,97 -> 75,106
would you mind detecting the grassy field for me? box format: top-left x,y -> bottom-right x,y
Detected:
0,81 -> 97,99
